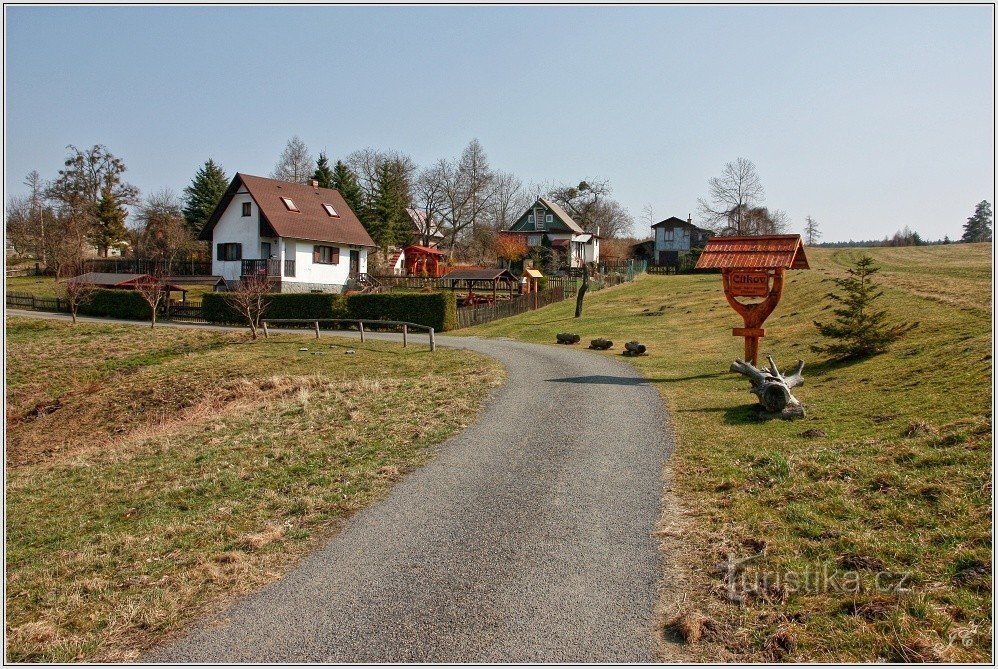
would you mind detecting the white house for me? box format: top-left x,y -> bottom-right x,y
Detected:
200,173 -> 377,293
503,197 -> 600,269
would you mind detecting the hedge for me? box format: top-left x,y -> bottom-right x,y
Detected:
78,289 -> 152,320
201,292 -> 349,325
346,291 -> 456,332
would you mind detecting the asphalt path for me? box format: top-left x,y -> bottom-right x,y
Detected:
8,309 -> 674,662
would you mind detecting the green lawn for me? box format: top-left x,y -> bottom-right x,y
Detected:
5,317 -> 503,662
5,276 -> 216,301
461,244 -> 992,662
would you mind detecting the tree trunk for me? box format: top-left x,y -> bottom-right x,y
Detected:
574,264 -> 589,318
730,355 -> 805,415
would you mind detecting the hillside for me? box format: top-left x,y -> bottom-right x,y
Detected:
463,244 -> 993,661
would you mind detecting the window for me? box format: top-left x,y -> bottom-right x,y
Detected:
280,197 -> 299,212
663,229 -> 675,241
546,214 -> 553,223
527,214 -> 534,224
241,202 -> 252,217
313,245 -> 339,265
322,203 -> 339,217
217,243 -> 242,261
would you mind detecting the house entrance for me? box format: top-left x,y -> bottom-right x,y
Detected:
349,249 -> 360,277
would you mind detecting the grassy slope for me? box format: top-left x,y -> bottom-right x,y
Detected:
5,318 -> 503,661
461,244 -> 992,661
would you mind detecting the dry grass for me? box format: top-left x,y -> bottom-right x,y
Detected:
5,318 -> 504,661
462,244 -> 993,662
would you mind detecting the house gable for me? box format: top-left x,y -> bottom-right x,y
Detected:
508,197 -> 584,234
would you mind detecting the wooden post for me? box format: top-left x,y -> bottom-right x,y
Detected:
314,321 -> 320,339
402,323 -> 408,348
262,321 -> 269,338
359,321 -> 365,342
429,327 -> 435,352
721,268 -> 784,367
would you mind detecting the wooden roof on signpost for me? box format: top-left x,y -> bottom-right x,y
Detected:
694,234 -> 810,270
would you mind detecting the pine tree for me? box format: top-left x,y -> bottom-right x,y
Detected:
313,152 -> 335,188
182,159 -> 229,236
331,160 -> 364,217
961,200 -> 993,243
811,255 -> 918,360
367,161 -> 412,250
91,186 -> 128,257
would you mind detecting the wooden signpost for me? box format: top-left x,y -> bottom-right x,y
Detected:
695,235 -> 810,366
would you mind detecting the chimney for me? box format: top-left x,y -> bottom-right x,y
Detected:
311,180 -> 319,188
688,214 -> 692,225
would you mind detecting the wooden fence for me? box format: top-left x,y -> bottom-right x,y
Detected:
6,291 -> 67,312
83,258 -> 213,276
167,300 -> 206,324
455,286 -> 565,329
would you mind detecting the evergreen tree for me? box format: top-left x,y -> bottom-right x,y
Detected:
182,159 -> 229,236
92,186 -> 128,257
367,161 -> 412,250
312,152 -> 335,188
331,160 -> 365,217
961,200 -> 993,243
811,255 -> 918,360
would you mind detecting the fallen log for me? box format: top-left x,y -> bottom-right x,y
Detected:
730,354 -> 805,417
556,332 -> 581,344
589,338 -> 613,350
622,341 -> 647,356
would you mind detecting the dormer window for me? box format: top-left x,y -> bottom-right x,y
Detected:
322,203 -> 339,217
281,197 -> 299,212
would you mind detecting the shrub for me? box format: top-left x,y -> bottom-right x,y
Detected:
78,289 -> 152,320
202,292 -> 349,325
346,291 -> 456,331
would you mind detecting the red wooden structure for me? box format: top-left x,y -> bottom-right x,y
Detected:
695,235 -> 810,365
403,245 -> 447,278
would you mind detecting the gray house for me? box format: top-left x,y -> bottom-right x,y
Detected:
651,216 -> 712,266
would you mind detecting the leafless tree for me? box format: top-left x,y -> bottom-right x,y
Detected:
133,273 -> 169,329
546,178 -> 633,238
223,274 -> 272,340
272,136 -> 314,184
697,157 -> 766,234
804,216 -> 821,245
429,140 -> 498,259
489,171 -> 528,232
413,161 -> 449,246
641,203 -> 655,230
135,189 -> 199,271
59,278 -> 97,325
24,170 -> 48,263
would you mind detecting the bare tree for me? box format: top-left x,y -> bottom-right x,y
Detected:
413,161 -> 449,246
489,171 -> 528,232
133,273 -> 168,329
272,136 -> 314,184
59,277 -> 97,325
804,216 -> 821,245
431,140 -> 498,259
697,157 -> 766,234
135,189 -> 199,271
223,274 -> 272,339
546,178 -> 633,238
641,203 -> 655,230
24,170 -> 48,263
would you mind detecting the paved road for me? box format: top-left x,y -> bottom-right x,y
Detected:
9,310 -> 673,662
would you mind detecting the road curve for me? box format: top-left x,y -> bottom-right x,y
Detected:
8,312 -> 673,662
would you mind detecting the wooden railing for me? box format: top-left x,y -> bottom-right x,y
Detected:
241,259 -> 283,277
260,318 -> 436,351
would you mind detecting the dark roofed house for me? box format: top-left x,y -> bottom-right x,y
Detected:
199,173 -> 377,293
651,216 -> 713,267
504,197 -> 600,270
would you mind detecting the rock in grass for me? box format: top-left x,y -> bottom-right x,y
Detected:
589,338 -> 613,350
556,332 -> 581,345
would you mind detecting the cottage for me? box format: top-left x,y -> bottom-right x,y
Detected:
199,174 -> 377,293
67,273 -> 188,299
406,208 -> 446,248
651,216 -> 712,266
503,197 -> 599,269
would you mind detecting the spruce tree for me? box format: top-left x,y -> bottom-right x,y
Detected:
367,161 -> 412,250
182,159 -> 229,236
313,152 -> 335,188
332,160 -> 365,217
92,186 -> 128,257
961,200 -> 993,243
811,255 -> 918,360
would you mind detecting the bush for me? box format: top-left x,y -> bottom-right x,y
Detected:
346,291 -> 457,331
78,289 -> 151,320
201,292 -> 349,325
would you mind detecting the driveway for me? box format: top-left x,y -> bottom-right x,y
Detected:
8,310 -> 673,662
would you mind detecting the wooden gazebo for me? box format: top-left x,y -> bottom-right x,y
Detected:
440,267 -> 518,305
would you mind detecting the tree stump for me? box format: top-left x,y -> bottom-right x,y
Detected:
730,355 -> 805,418
622,341 -> 647,356
589,338 -> 613,350
556,332 -> 581,344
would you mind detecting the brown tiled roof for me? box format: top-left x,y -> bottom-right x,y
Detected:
695,235 -> 810,270
68,272 -> 186,291
200,174 -> 376,248
441,267 -> 518,281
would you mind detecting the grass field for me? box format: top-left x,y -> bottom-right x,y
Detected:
462,243 -> 992,662
4,318 -> 503,661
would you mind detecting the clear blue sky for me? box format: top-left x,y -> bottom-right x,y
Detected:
4,5 -> 994,241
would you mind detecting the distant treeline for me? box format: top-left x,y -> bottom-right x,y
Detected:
815,226 -> 956,248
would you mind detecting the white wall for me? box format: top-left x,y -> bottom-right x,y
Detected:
210,190 -> 261,282
283,239 -> 368,288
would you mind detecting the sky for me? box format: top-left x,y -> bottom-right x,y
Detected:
4,4 -> 995,242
